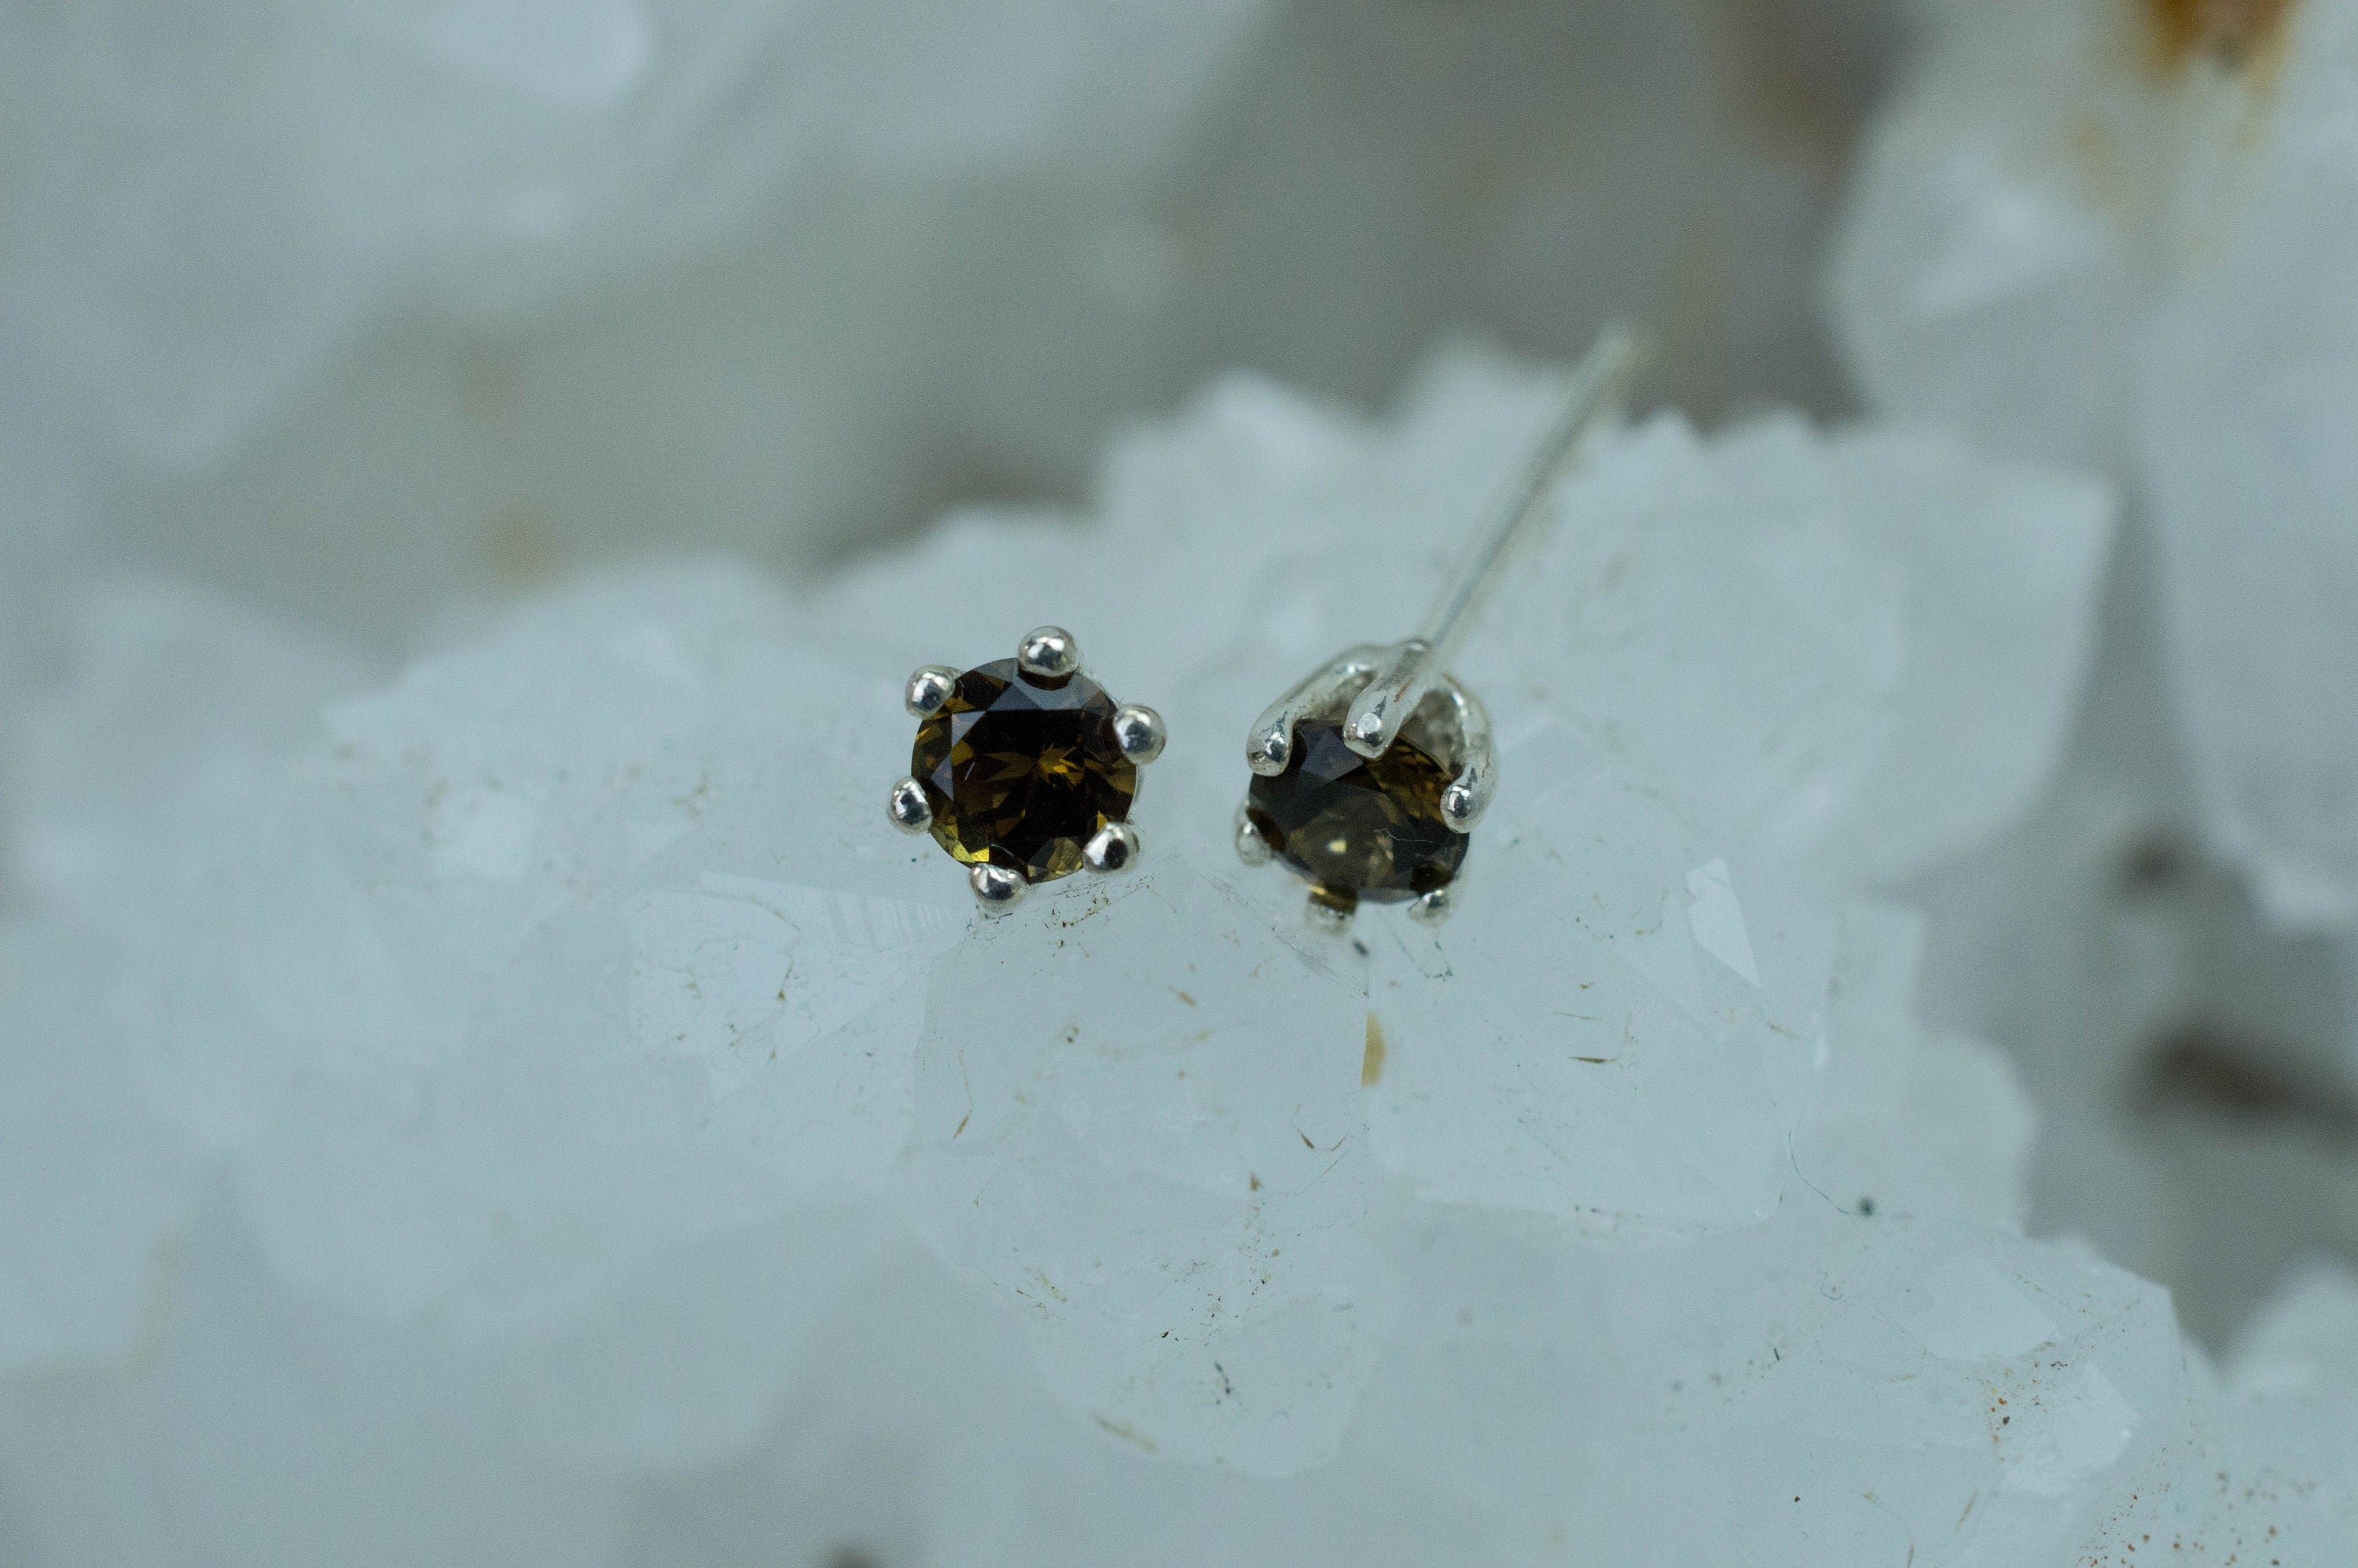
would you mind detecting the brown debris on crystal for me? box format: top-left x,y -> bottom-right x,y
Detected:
2144,0 -> 2297,75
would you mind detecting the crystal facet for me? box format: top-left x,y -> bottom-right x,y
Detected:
1245,720 -> 1467,910
913,659 -> 1137,883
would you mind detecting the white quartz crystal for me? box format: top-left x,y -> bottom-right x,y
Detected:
1794,897 -> 2035,1232
907,854 -> 1384,1476
0,918 -> 199,1374
0,346 -> 2331,1562
0,320 -> 85,820
1831,0 -> 2358,926
1359,720 -> 1831,1236
0,0 -> 1267,471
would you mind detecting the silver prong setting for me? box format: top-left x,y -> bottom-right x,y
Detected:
1441,778 -> 1482,832
1083,821 -> 1140,874
905,665 -> 960,718
888,777 -> 932,835
1111,704 -> 1166,764
900,628 -> 1170,898
1229,326 -> 1638,927
1438,676 -> 1496,833
1342,637 -> 1441,759
1016,626 -> 1081,683
970,863 -> 1027,911
1233,804 -> 1273,867
1303,893 -> 1355,936
1245,644 -> 1383,776
1238,656 -> 1495,920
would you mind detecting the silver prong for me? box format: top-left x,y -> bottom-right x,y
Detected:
1342,637 -> 1441,759
1111,704 -> 1166,764
1083,821 -> 1140,874
1438,678 -> 1496,832
970,863 -> 1027,911
1303,891 -> 1355,936
1016,626 -> 1081,683
906,665 -> 960,718
888,777 -> 932,835
1406,883 -> 1457,927
1246,644 -> 1383,776
1233,803 -> 1273,866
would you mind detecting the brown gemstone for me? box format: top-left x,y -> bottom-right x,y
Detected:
913,659 -> 1138,883
1244,720 -> 1467,912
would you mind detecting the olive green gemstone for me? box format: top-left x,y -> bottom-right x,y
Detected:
1244,721 -> 1467,910
913,659 -> 1137,884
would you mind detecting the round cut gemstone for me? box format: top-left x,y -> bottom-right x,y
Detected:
1245,721 -> 1467,909
913,659 -> 1137,883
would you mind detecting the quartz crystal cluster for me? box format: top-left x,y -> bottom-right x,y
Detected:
1828,0 -> 2358,1348
9,336 -> 2354,1564
1831,0 -> 2358,929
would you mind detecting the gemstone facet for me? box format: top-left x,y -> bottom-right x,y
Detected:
1244,721 -> 1467,912
913,659 -> 1138,884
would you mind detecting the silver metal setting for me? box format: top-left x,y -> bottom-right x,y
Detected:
888,777 -> 931,835
1434,680 -> 1494,834
1083,821 -> 1140,874
1406,883 -> 1457,927
1233,804 -> 1273,866
970,863 -> 1027,911
896,627 -> 1164,901
905,665 -> 959,718
1246,645 -> 1381,777
1302,894 -> 1355,936
1236,325 -> 1641,917
1111,703 -> 1166,764
1016,625 -> 1081,683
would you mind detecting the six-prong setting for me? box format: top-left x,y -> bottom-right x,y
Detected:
1229,323 -> 1640,932
1236,647 -> 1490,934
1111,703 -> 1167,765
896,626 -> 1160,912
1233,803 -> 1274,866
905,664 -> 959,718
887,776 -> 931,835
1405,881 -> 1458,927
969,863 -> 1027,909
1083,821 -> 1141,874
1016,626 -> 1082,683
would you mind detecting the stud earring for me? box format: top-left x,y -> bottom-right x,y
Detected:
1234,326 -> 1640,933
891,626 -> 1166,911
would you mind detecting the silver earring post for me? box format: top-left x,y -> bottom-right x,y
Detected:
1239,324 -> 1643,931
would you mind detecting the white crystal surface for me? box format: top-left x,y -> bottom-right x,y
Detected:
1360,722 -> 1830,1233
0,320 -> 85,815
0,340 -> 2331,1562
1831,0 -> 2358,926
0,918 -> 198,1374
0,0 -> 1268,469
908,855 -> 1382,1475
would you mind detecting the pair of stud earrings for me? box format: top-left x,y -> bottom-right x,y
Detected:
887,329 -> 1638,934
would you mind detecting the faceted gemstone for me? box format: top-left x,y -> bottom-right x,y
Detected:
913,659 -> 1137,883
1245,721 -> 1467,909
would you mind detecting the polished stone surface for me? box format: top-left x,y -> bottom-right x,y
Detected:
1245,720 -> 1465,909
914,659 -> 1137,883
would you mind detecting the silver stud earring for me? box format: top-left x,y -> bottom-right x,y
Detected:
891,626 -> 1165,911
1235,327 -> 1640,933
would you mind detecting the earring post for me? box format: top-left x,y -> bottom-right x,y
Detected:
1339,323 -> 1644,760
